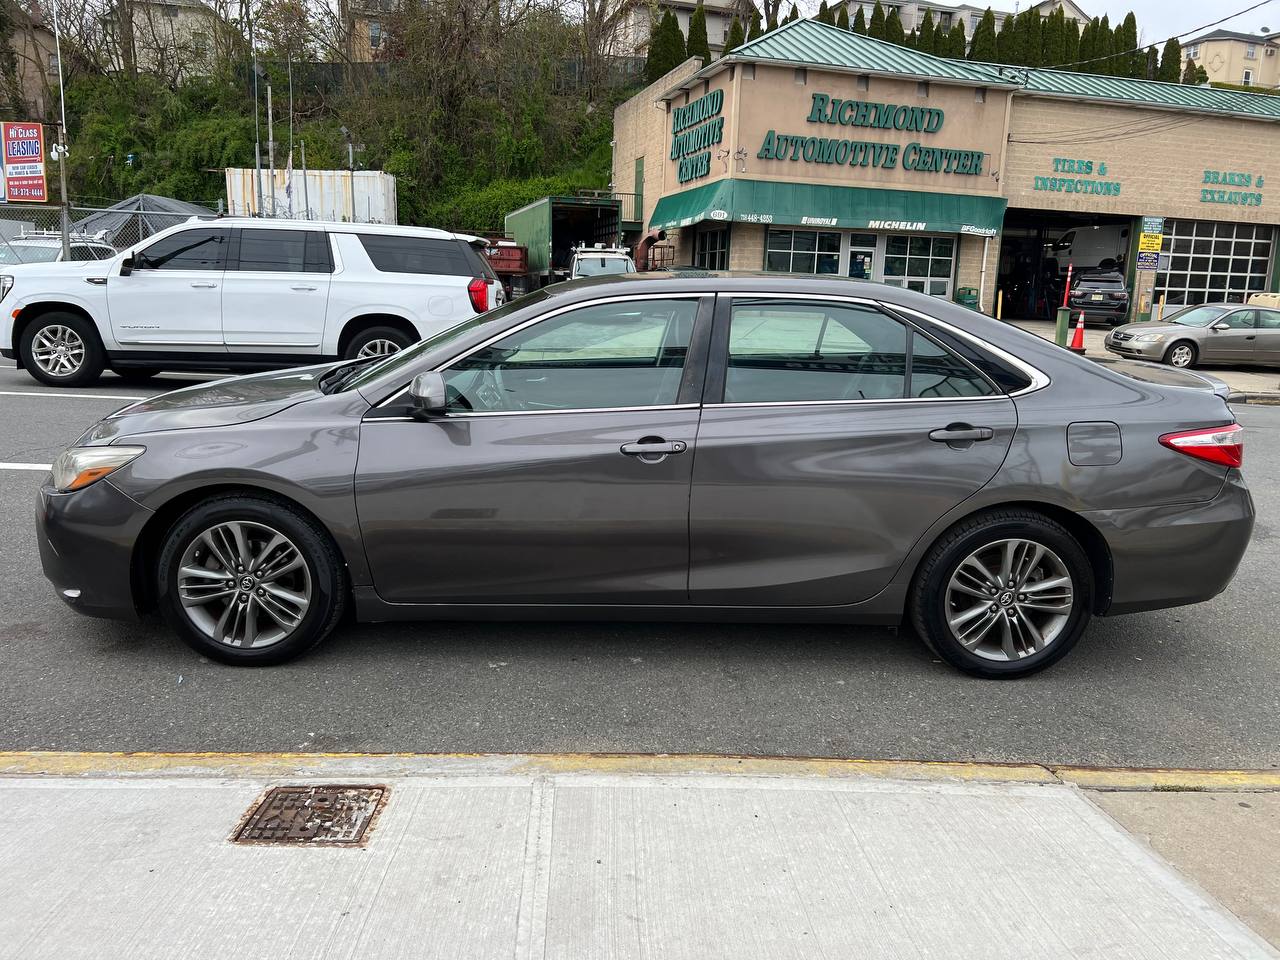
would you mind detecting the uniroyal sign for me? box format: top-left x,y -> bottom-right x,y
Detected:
1,122 -> 47,202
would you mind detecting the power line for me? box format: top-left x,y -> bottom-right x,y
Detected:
1045,0 -> 1276,71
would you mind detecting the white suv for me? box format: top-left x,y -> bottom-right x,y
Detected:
0,217 -> 504,386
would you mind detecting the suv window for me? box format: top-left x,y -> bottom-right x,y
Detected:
136,227 -> 226,271
443,298 -> 698,412
235,228 -> 332,273
68,244 -> 96,261
357,234 -> 483,276
724,299 -> 994,403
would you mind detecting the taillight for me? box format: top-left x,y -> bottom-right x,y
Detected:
1159,423 -> 1244,468
467,277 -> 488,313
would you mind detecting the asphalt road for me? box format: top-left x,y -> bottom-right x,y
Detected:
0,366 -> 1277,768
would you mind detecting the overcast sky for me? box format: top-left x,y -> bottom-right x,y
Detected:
967,0 -> 1277,44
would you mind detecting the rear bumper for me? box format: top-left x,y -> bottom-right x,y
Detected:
1089,471 -> 1254,615
36,478 -> 151,620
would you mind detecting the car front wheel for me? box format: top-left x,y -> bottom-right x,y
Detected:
910,510 -> 1093,678
19,313 -> 105,387
1164,341 -> 1197,368
156,495 -> 346,665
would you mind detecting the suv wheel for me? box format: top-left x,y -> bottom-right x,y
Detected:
19,313 -> 105,387
910,510 -> 1093,678
156,495 -> 347,666
344,325 -> 414,360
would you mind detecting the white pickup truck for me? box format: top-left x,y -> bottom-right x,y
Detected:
0,217 -> 504,386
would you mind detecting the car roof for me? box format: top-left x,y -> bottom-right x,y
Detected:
204,217 -> 479,243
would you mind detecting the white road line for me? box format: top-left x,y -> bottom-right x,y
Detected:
0,462 -> 51,471
0,390 -> 145,401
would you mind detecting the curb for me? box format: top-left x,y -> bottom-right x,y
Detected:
1228,392 -> 1280,406
0,751 -> 1277,792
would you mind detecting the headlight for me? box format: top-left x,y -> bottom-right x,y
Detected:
50,445 -> 145,492
1133,333 -> 1165,343
0,275 -> 12,302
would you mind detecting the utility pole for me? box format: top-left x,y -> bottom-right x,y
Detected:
300,140 -> 310,221
51,0 -> 70,259
250,12 -> 263,216
266,83 -> 274,216
340,125 -> 356,223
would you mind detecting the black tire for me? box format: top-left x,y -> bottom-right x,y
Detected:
342,324 -> 415,360
909,509 -> 1093,679
18,312 -> 105,387
1164,340 -> 1198,369
112,366 -> 162,384
156,494 -> 347,666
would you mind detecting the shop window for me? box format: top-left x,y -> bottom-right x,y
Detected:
857,75 -> 869,91
764,229 -> 840,275
1156,219 -> 1274,307
695,227 -> 730,270
794,68 -> 807,85
882,235 -> 955,298
917,81 -> 930,97
974,87 -> 986,103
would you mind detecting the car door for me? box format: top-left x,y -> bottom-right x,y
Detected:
1202,308 -> 1258,364
1252,308 -> 1280,364
106,226 -> 227,349
354,294 -> 712,604
689,295 -> 1017,606
221,228 -> 334,354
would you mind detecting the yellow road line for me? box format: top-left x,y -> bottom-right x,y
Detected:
0,751 -> 1275,791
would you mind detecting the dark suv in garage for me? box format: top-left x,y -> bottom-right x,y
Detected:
1066,269 -> 1131,326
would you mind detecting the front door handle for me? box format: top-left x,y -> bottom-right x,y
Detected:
620,437 -> 687,462
291,284 -> 318,291
929,424 -> 995,446
190,281 -> 217,288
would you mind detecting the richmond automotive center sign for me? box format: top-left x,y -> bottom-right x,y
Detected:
1,122 -> 47,202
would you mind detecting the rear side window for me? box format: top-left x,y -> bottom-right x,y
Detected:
137,227 -> 226,271
236,229 -> 332,273
68,245 -> 96,261
357,234 -> 479,276
723,299 -> 997,403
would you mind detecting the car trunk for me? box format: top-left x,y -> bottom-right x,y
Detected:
1096,358 -> 1232,401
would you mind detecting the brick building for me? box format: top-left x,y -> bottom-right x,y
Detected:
613,19 -> 1280,320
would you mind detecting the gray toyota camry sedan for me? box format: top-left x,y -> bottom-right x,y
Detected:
36,274 -> 1253,677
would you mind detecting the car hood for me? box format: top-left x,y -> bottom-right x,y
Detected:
1111,320 -> 1200,336
78,364 -> 336,443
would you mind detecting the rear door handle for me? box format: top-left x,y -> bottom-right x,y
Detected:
291,284 -> 318,291
620,438 -> 687,461
190,281 -> 217,288
929,424 -> 995,444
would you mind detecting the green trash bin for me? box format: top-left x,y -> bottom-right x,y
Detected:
954,286 -> 979,310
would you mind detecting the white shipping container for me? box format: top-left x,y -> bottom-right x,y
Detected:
224,168 -> 398,224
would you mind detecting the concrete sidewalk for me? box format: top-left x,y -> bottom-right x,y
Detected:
2,754 -> 1277,959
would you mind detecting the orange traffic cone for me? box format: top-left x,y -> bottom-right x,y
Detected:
1068,311 -> 1087,354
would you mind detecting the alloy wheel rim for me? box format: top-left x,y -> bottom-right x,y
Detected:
31,324 -> 85,377
177,521 -> 312,649
356,338 -> 401,358
944,538 -> 1074,662
1170,345 -> 1193,367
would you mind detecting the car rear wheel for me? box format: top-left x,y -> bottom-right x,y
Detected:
910,510 -> 1093,678
344,325 -> 414,360
19,313 -> 105,387
1164,341 -> 1197,368
156,495 -> 346,666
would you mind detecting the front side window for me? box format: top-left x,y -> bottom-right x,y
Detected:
764,229 -> 840,275
723,299 -> 994,404
443,298 -> 698,412
68,245 -> 96,261
1220,309 -> 1257,330
136,227 -> 226,271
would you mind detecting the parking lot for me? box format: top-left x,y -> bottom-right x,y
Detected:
1,364 -> 1278,769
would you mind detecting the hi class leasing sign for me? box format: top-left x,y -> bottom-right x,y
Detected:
1,122 -> 47,203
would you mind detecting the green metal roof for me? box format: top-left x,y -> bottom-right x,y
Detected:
725,19 -> 1013,87
667,18 -> 1280,123
649,178 -> 1007,234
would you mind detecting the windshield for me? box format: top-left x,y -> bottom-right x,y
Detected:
339,289 -> 551,392
0,242 -> 59,264
574,256 -> 634,278
1168,305 -> 1230,328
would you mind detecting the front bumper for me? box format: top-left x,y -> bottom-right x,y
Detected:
1104,332 -> 1166,360
35,478 -> 152,620
1089,471 -> 1254,615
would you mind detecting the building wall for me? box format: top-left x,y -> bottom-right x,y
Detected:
1187,38 -> 1280,89
1003,97 -> 1280,223
8,24 -> 56,122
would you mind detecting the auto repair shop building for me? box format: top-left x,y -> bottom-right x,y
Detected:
613,18 -> 1280,320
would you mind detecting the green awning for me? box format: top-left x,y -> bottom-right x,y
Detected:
649,178 -> 1006,236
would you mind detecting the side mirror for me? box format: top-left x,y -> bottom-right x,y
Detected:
1211,322 -> 1230,332
408,371 -> 448,418
119,255 -> 134,277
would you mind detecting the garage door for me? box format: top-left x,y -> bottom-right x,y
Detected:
1155,219 -> 1274,307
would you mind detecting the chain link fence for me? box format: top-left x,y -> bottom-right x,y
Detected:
0,203 -> 218,263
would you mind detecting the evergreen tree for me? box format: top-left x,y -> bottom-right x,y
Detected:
1115,12 -> 1139,77
905,28 -> 917,49
1182,59 -> 1207,83
1040,8 -> 1063,68
1095,14 -> 1114,75
748,9 -> 764,39
853,6 -> 867,35
869,1 -> 886,39
995,15 -> 1013,62
1144,45 -> 1158,80
1024,9 -> 1042,66
724,16 -> 745,54
817,1 -> 831,25
969,8 -> 998,62
646,10 -> 687,83
1078,18 -> 1097,72
1158,37 -> 1182,82
885,8 -> 905,45
836,4 -> 849,30
1062,18 -> 1079,70
918,10 -> 936,55
686,1 -> 712,63
785,3 -> 799,23
947,20 -> 966,57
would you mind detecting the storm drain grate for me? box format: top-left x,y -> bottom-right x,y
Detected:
231,785 -> 388,846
